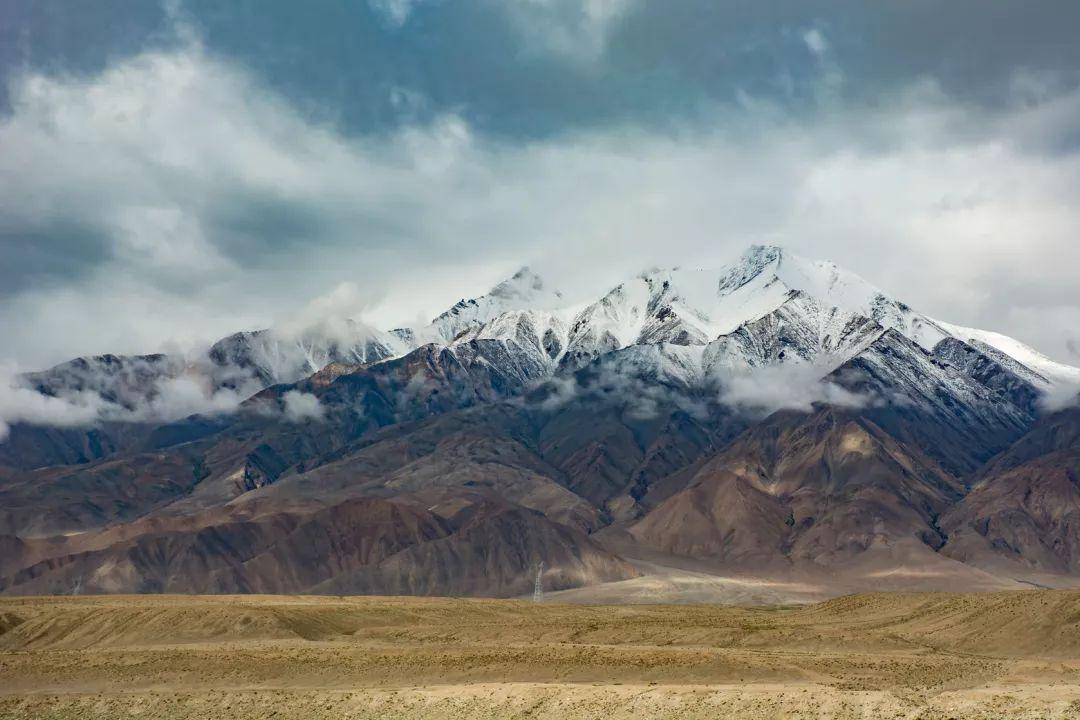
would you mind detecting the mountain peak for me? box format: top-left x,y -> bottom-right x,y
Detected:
742,244 -> 785,266
425,266 -> 564,343
489,266 -> 559,301
715,244 -> 786,297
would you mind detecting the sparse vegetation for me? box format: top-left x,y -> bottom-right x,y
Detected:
3,592 -> 1080,718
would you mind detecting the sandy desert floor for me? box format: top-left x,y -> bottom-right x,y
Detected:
4,592 -> 1080,718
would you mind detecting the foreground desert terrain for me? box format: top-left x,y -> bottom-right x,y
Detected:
3,593 -> 1080,719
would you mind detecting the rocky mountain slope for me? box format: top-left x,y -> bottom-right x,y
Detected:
1,246 -> 1078,599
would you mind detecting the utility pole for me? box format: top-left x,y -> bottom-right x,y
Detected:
533,561 -> 544,603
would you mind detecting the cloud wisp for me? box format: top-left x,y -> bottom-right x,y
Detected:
282,390 -> 325,422
0,357 -> 259,442
717,363 -> 871,416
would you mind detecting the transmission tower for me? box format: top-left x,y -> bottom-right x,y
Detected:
533,560 -> 545,603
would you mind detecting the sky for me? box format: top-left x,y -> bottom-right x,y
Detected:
1,0 -> 1079,370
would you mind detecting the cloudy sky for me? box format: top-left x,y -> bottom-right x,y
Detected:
2,0 -> 1079,370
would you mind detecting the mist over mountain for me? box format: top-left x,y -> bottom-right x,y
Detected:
0,245 -> 1077,600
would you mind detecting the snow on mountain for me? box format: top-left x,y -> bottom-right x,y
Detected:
829,329 -> 1038,473
454,310 -> 568,362
208,320 -> 412,387
704,245 -> 954,349
192,245 -> 1080,400
934,321 -> 1080,388
517,246 -> 951,372
13,245 -> 1080,430
477,246 -> 937,387
546,246 -> 1077,394
19,353 -> 186,410
581,343 -> 714,391
702,292 -> 885,370
424,267 -> 565,344
837,330 -> 1032,424
932,336 -> 1044,414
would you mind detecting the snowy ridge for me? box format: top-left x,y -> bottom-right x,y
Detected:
17,246 -> 1080,420
208,321 -> 411,386
934,321 -> 1080,387
837,330 -> 1031,424
208,245 -> 1080,396
409,245 -> 1079,411
425,267 -> 565,344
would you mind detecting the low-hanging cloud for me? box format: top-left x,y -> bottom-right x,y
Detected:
282,390 -> 325,422
532,355 -> 713,422
0,368 -> 104,442
532,353 -> 872,422
0,355 -> 262,441
717,363 -> 872,415
1039,380 -> 1080,413
0,275 -> 402,438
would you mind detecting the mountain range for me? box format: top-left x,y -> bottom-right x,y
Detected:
2,245 -> 1079,602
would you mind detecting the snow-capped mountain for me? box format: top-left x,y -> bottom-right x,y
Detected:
201,267 -> 566,390
6,245 -> 1080,599
11,245 -> 1078,429
416,245 -> 1076,402
425,267 -> 565,344
208,320 -> 412,388
935,322 -> 1080,387
558,245 -> 949,366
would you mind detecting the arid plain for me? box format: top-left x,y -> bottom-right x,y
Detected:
3,592 -> 1080,719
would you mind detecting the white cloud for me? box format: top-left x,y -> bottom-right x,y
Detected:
1039,380 -> 1080,413
0,367 -> 106,441
803,28 -> 828,58
719,364 -> 871,414
1,40 -> 1079,374
274,281 -> 384,343
143,376 -> 250,420
504,0 -> 635,60
282,390 -> 325,422
368,0 -> 421,27
0,355 -> 260,439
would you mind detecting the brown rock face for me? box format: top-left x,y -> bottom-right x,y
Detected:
315,503 -> 638,597
0,496 -> 635,597
631,408 -> 962,564
942,408 -> 1080,575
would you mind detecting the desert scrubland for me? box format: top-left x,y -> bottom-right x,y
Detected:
3,592 -> 1080,718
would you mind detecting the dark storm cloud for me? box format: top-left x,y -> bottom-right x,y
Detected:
0,222 -> 113,296
166,1 -> 1080,139
5,1 -> 1080,139
0,0 -> 1078,370
0,0 -> 175,110
618,0 -> 1080,101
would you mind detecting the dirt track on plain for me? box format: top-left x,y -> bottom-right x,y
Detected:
3,592 -> 1080,718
